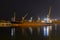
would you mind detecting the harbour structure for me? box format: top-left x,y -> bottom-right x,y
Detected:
0,6 -> 60,28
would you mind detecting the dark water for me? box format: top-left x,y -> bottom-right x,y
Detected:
0,25 -> 60,40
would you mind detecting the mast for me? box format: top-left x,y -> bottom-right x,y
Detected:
11,12 -> 16,22
46,6 -> 52,23
14,12 -> 16,21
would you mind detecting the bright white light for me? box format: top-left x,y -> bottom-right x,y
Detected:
43,27 -> 47,36
47,27 -> 49,36
11,28 -> 15,37
43,27 -> 49,36
55,19 -> 57,21
43,18 -> 52,23
44,18 -> 47,20
43,18 -> 48,23
41,20 -> 45,23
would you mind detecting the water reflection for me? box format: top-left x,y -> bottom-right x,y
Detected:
43,26 -> 52,37
43,26 -> 49,36
0,25 -> 60,40
11,28 -> 15,37
11,28 -> 15,40
28,27 -> 33,35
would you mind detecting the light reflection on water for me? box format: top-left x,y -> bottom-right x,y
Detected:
11,28 -> 15,37
43,26 -> 52,37
43,26 -> 49,36
0,25 -> 60,40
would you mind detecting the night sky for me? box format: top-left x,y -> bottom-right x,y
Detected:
0,0 -> 60,20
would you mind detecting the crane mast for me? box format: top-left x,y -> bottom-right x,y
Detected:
47,7 -> 52,18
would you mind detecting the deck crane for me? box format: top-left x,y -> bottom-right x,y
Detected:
21,13 -> 28,23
